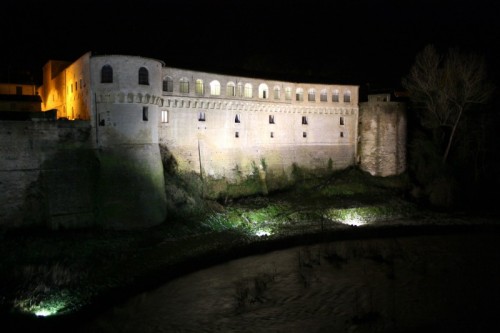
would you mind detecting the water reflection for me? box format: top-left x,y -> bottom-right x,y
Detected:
79,233 -> 500,332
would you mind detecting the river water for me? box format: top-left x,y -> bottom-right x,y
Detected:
77,232 -> 500,332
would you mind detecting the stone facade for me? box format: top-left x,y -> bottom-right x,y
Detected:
358,94 -> 407,176
159,67 -> 359,189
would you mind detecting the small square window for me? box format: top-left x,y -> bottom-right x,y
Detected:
161,110 -> 168,123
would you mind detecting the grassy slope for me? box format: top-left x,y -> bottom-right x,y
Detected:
0,167 -> 494,326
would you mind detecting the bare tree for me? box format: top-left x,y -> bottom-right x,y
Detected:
403,45 -> 494,163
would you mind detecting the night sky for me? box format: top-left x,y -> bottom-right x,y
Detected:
1,0 -> 499,91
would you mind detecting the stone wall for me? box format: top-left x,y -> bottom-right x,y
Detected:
0,120 -> 167,230
0,120 -> 96,228
358,98 -> 406,177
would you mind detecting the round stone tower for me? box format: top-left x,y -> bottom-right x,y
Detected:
358,93 -> 406,177
90,55 -> 167,229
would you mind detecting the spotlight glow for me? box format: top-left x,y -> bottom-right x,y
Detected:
16,296 -> 68,317
343,214 -> 366,226
34,309 -> 55,317
324,208 -> 370,226
254,228 -> 272,237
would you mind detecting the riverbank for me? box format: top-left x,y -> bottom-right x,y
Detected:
1,168 -> 499,332
78,229 -> 500,333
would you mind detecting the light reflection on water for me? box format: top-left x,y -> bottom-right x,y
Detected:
78,233 -> 500,333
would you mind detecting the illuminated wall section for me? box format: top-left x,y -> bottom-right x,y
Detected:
39,54 -> 91,120
88,54 -> 167,228
159,67 -> 359,187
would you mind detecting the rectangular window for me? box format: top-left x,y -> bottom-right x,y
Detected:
269,115 -> 275,124
98,114 -> 105,126
302,116 -> 308,125
285,88 -> 292,101
227,85 -> 235,96
198,112 -> 206,121
270,132 -> 274,138
308,92 -> 315,101
75,81 -> 78,91
235,114 -> 240,123
161,110 -> 168,123
235,131 -> 239,138
142,106 -> 148,121
340,131 -> 344,138
340,116 -> 344,125
320,92 -> 327,102
303,132 -> 307,138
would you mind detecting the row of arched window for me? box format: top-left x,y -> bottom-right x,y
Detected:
162,77 -> 352,103
99,65 -> 351,103
101,65 -> 149,85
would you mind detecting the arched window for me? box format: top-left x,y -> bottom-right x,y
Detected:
343,90 -> 351,103
320,89 -> 327,102
237,82 -> 243,97
139,67 -> 149,85
163,76 -> 173,92
308,89 -> 316,102
258,83 -> 269,99
210,80 -> 221,96
179,77 -> 189,93
332,89 -> 339,102
101,65 -> 113,83
195,79 -> 204,95
285,87 -> 292,101
273,86 -> 281,100
226,82 -> 236,96
296,88 -> 304,101
244,83 -> 253,98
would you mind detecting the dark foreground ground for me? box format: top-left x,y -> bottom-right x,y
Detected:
1,169 -> 499,332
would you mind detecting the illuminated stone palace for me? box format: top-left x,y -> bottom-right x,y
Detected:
0,52 -> 406,229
